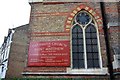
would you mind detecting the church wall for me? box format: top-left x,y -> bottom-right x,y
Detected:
25,2 -> 108,78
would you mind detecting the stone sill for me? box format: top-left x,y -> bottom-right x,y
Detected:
22,72 -> 109,76
67,68 -> 108,75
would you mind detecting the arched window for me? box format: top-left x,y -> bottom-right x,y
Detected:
72,10 -> 100,69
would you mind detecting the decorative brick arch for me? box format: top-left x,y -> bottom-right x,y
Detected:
64,4 -> 103,32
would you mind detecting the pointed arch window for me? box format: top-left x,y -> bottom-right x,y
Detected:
72,10 -> 101,69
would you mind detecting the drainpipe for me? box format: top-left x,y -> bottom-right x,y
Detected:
100,2 -> 114,80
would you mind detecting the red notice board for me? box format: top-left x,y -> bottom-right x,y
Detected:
28,40 -> 70,67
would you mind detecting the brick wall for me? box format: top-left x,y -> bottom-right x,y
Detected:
26,2 -> 108,78
6,24 -> 29,78
105,2 -> 120,78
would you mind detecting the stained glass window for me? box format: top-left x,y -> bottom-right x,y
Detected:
72,10 -> 100,69
76,12 -> 91,25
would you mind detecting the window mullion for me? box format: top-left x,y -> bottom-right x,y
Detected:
83,28 -> 87,69
76,28 -> 79,69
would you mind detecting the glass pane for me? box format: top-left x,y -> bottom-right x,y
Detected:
87,53 -> 93,59
77,26 -> 82,32
86,45 -> 92,52
79,53 -> 84,59
72,46 -> 77,52
78,39 -> 83,45
73,60 -> 79,69
86,24 -> 96,33
92,45 -> 98,52
93,53 -> 99,59
91,39 -> 97,44
72,39 -> 77,45
93,60 -> 100,68
72,34 -> 77,39
91,33 -> 97,38
91,27 -> 96,33
86,26 -> 91,33
72,26 -> 78,33
73,53 -> 79,59
87,60 -> 94,68
78,60 -> 85,68
86,39 -> 92,44
86,33 -> 91,38
78,46 -> 83,52
78,34 -> 83,39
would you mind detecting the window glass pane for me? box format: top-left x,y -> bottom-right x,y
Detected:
92,45 -> 98,52
77,26 -> 82,32
86,24 -> 96,33
79,53 -> 84,59
72,39 -> 83,45
86,45 -> 92,52
93,60 -> 100,68
78,39 -> 83,45
78,60 -> 85,68
91,39 -> 97,44
87,53 -> 93,59
86,33 -> 91,38
78,46 -> 84,52
73,60 -> 79,69
87,53 -> 99,60
93,53 -> 99,59
78,34 -> 83,39
72,34 -> 77,38
88,60 -> 100,68
72,26 -> 78,33
72,39 -> 77,45
73,53 -> 79,59
72,46 -> 77,52
91,33 -> 97,38
86,39 -> 92,44
87,60 -> 94,68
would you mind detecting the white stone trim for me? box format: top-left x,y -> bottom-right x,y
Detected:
67,68 -> 108,75
22,68 -> 108,75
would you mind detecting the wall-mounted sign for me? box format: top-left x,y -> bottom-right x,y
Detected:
28,40 -> 70,67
